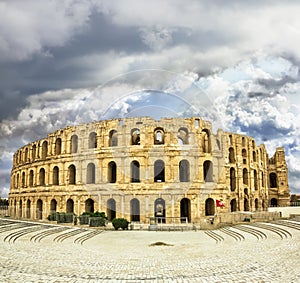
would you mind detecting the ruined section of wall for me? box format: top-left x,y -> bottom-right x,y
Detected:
8,117 -> 290,223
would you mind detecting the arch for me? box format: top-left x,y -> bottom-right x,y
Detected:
154,128 -> 164,145
230,167 -> 236,191
270,198 -> 278,207
70,134 -> 78,153
178,127 -> 189,145
26,199 -> 31,218
107,198 -> 116,221
254,170 -> 258,190
229,134 -> 233,145
154,160 -> 165,182
32,144 -> 36,160
203,160 -> 213,182
25,148 -> 28,162
205,198 -> 215,216
66,198 -> 74,213
255,198 -> 259,211
228,147 -> 235,163
39,168 -> 45,186
53,166 -> 59,185
16,173 -> 19,188
29,170 -> 34,187
22,172 -> 25,187
242,137 -> 246,147
230,199 -> 237,212
108,161 -> 117,183
253,151 -> 257,162
261,172 -> 265,187
244,198 -> 249,211
131,128 -> 140,145
154,198 -> 166,223
68,165 -> 76,185
88,132 -> 97,149
243,168 -> 248,185
86,163 -> 96,184
50,199 -> 57,213
202,129 -> 211,153
130,198 -> 140,222
109,130 -> 118,147
269,173 -> 277,188
131,161 -> 140,182
55,138 -> 62,155
19,200 -> 22,218
180,198 -> 191,222
85,198 -> 94,213
179,160 -> 190,182
36,199 -> 43,219
41,141 -> 48,159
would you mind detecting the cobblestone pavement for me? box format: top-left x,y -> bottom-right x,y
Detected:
0,219 -> 299,282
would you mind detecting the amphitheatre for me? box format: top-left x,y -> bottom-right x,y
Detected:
8,115 -> 290,226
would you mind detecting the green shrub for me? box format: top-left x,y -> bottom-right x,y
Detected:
89,217 -> 106,227
112,218 -> 129,230
79,214 -> 89,225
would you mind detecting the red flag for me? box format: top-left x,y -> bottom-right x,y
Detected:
216,200 -> 225,207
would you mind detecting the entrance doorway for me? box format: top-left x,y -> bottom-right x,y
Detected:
180,198 -> 191,223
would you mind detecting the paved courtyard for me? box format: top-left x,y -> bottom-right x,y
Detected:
0,218 -> 299,282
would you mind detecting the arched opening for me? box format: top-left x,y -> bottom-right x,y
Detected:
41,141 -> 48,160
254,170 -> 258,190
131,128 -> 140,145
269,173 -> 277,188
242,137 -> 246,147
19,200 -> 22,218
131,161 -> 140,182
230,199 -> 237,212
261,172 -> 265,187
36,199 -> 43,219
205,198 -> 215,216
87,163 -> 96,184
229,147 -> 235,163
109,130 -> 118,147
55,138 -> 62,155
203,160 -> 213,182
253,151 -> 257,162
179,160 -> 190,182
50,199 -> 57,214
244,198 -> 249,211
22,172 -> 25,187
154,160 -> 165,182
178,127 -> 189,145
32,144 -> 36,160
25,148 -> 28,162
39,168 -> 45,186
107,198 -> 116,221
243,168 -> 248,185
29,170 -> 34,187
70,135 -> 78,153
130,198 -> 140,222
180,198 -> 191,222
255,198 -> 259,211
68,165 -> 76,184
154,198 -> 165,223
85,198 -> 94,213
270,198 -> 278,207
154,128 -> 164,145
16,173 -> 19,188
88,132 -> 97,149
53,166 -> 59,185
108,161 -> 117,183
26,199 -> 31,218
230,167 -> 236,191
202,129 -> 211,153
66,199 -> 74,213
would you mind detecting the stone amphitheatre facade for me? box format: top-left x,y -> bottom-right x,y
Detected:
8,116 -> 290,223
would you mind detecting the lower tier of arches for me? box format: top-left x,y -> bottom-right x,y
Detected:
8,192 -> 269,223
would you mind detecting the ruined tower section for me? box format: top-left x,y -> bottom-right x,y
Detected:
268,147 -> 290,207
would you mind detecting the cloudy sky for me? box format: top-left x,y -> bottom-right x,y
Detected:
1,0 -> 300,197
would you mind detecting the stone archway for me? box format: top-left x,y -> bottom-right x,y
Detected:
180,198 -> 191,223
270,198 -> 278,207
205,198 -> 215,216
36,199 -> 43,219
244,198 -> 249,211
85,198 -> 94,213
230,199 -> 237,212
107,198 -> 116,221
26,199 -> 31,218
66,198 -> 74,213
154,198 -> 166,223
130,198 -> 140,222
